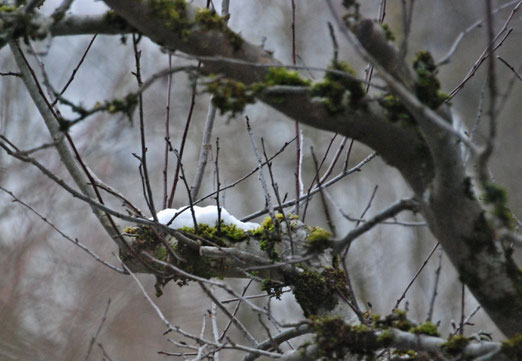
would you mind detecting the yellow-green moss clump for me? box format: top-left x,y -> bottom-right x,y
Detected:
410,321 -> 440,337
106,94 -> 138,117
380,94 -> 415,126
305,226 -> 333,253
312,61 -> 365,114
290,267 -> 346,317
0,5 -> 18,12
413,50 -> 448,109
207,78 -> 257,116
149,0 -> 190,39
265,67 -> 311,86
194,8 -> 242,50
375,309 -> 415,331
0,4 -> 49,47
179,222 -> 248,244
376,329 -> 394,347
440,335 -> 470,357
250,215 -> 284,260
381,23 -> 395,42
482,182 -> 515,229
124,225 -> 223,290
312,316 -> 384,359
260,278 -> 285,300
148,0 -> 242,49
102,10 -> 131,30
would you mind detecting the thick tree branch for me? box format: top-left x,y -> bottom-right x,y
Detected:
102,0 -> 433,195
98,0 -> 522,337
9,40 -> 127,249
327,9 -> 522,337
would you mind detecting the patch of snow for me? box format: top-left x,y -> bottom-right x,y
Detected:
154,206 -> 260,231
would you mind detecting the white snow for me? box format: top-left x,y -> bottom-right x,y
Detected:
154,206 -> 260,231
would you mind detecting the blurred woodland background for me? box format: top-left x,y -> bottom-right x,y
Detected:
0,0 -> 520,360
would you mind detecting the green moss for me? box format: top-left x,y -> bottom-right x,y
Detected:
392,349 -> 417,358
250,215 -> 283,260
381,23 -> 395,42
126,224 -> 227,289
178,222 -> 248,244
290,267 -> 346,317
258,236 -> 280,260
207,79 -> 257,116
380,94 -> 415,126
106,93 -> 138,118
312,316 -> 381,359
148,0 -> 191,39
483,182 -> 515,229
413,50 -> 447,109
312,61 -> 365,114
265,67 -> 311,87
305,227 -> 333,253
221,223 -> 247,242
0,4 -> 18,12
173,240 -> 220,283
441,335 -> 470,356
0,4 -> 48,47
155,245 -> 168,261
194,8 -> 242,50
502,333 -> 522,360
376,309 -> 415,331
260,278 -> 285,300
148,1 -> 242,49
102,10 -> 130,30
410,321 -> 440,337
376,329 -> 394,347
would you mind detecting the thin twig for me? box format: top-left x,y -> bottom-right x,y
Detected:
459,282 -> 466,335
245,116 -> 277,226
51,34 -> 97,107
302,134 -> 338,222
199,282 -> 258,347
242,152 -> 377,222
453,305 -> 481,336
496,61 -> 522,116
311,146 -> 336,237
83,299 -> 111,361
290,0 -> 303,218
219,280 -> 253,341
262,138 -> 291,251
0,186 -> 126,274
191,0 -> 228,200
399,0 -> 414,59
426,247 -> 443,322
173,53 -> 385,90
174,150 -> 198,233
497,56 -> 522,81
163,54 -> 174,209
192,137 -> 296,209
210,297 -> 221,361
132,34 -> 157,220
448,0 -> 520,98
437,0 -> 521,66
191,103 -> 217,200
393,242 -> 440,310
327,22 -> 339,63
168,64 -> 201,207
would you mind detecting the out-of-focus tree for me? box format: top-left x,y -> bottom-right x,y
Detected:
0,0 -> 521,360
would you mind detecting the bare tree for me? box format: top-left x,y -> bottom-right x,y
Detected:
0,0 -> 521,360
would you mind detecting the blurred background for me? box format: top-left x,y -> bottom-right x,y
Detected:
0,0 -> 520,359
